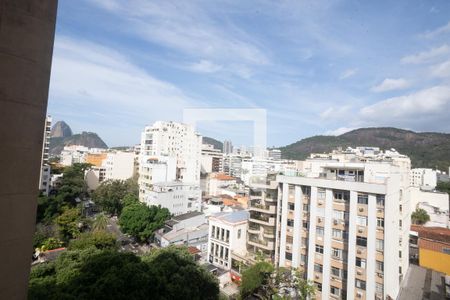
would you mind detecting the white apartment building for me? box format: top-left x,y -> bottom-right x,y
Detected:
208,173 -> 237,196
276,147 -> 411,300
59,145 -> 105,166
143,181 -> 201,215
39,116 -> 52,195
201,144 -> 223,174
102,151 -> 135,181
410,168 -> 437,189
208,210 -> 249,269
139,121 -> 202,184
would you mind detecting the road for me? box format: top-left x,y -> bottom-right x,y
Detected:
105,216 -> 151,255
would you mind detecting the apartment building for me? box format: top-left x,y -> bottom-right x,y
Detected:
144,181 -> 201,215
208,210 -> 249,270
102,151 -> 135,181
201,143 -> 223,174
410,168 -> 437,189
247,173 -> 278,260
276,147 -> 411,300
223,140 -> 233,155
39,116 -> 52,195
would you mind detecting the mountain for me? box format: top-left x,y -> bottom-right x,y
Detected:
279,127 -> 450,170
50,121 -> 73,138
49,125 -> 108,156
203,137 -> 223,150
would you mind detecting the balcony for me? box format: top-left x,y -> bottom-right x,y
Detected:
249,202 -> 276,214
248,236 -> 274,250
248,225 -> 260,235
249,213 -> 276,226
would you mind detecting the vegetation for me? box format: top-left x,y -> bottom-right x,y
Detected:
55,207 -> 83,242
279,127 -> 450,170
29,247 -> 219,300
436,181 -> 450,196
239,261 -> 315,300
38,238 -> 63,252
119,201 -> 170,242
68,231 -> 117,251
411,208 -> 430,225
92,179 -> 138,215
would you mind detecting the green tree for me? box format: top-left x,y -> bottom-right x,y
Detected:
436,181 -> 450,195
33,224 -> 57,249
58,163 -> 91,204
411,208 -> 430,225
143,246 -> 219,300
39,237 -> 63,252
239,261 -> 274,299
68,231 -> 117,251
56,207 -> 82,242
92,179 -> 138,215
119,203 -> 170,242
92,213 -> 109,231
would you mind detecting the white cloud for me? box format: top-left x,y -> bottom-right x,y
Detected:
48,36 -> 200,144
401,44 -> 450,64
188,60 -> 222,73
430,60 -> 450,78
339,68 -> 358,79
325,127 -> 355,136
320,106 -> 352,119
420,21 -> 450,39
361,86 -> 450,120
371,78 -> 411,93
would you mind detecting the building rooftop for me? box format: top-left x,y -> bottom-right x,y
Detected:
213,173 -> 235,181
411,225 -> 450,244
210,210 -> 249,224
173,211 -> 204,221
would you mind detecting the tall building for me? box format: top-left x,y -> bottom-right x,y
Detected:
138,121 -> 202,214
275,148 -> 411,300
39,115 -> 52,195
102,151 -> 135,181
410,168 -> 437,189
223,140 -> 233,154
201,143 -> 223,174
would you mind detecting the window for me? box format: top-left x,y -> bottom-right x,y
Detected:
238,229 -> 242,239
376,239 -> 384,252
355,279 -> 366,290
332,248 -> 342,259
285,252 -> 292,261
334,190 -> 349,201
357,194 -> 368,205
356,236 -> 367,247
399,219 -> 402,228
315,282 -> 322,292
330,286 -> 340,296
331,267 -> 341,278
303,204 -> 309,211
399,251 -> 402,258
300,254 -> 306,263
303,221 -> 308,229
357,216 -> 367,226
289,203 -> 295,211
376,195 -> 385,207
287,219 -> 294,227
318,188 -> 326,199
333,210 -> 344,220
316,226 -> 324,237
376,260 -> 384,273
286,236 -> 293,244
211,226 -> 216,238
376,283 -> 383,295
356,257 -> 366,268
332,229 -> 343,239
377,218 -> 384,228
314,263 -> 323,273
315,245 -> 324,254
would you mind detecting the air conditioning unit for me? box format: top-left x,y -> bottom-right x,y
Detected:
359,207 -> 364,212
358,228 -> 363,233
377,273 -> 383,278
318,200 -> 323,205
357,270 -> 363,275
357,249 -> 362,254
315,274 -> 319,279
357,292 -> 363,298
333,219 -> 338,225
318,217 -> 322,223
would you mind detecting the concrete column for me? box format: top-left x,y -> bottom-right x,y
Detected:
346,191 -> 358,300
366,194 -> 377,299
292,185 -> 303,267
279,183 -> 289,266
306,186 -> 318,281
0,1 -> 58,298
321,189 -> 333,300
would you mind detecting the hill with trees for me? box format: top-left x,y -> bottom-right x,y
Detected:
279,127 -> 450,170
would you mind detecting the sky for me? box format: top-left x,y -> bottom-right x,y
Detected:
48,0 -> 450,147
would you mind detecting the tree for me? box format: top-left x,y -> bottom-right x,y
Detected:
56,207 -> 82,242
411,208 -> 430,225
92,179 -> 138,215
58,163 -> 91,204
38,237 -> 63,252
240,261 -> 274,299
437,181 -> 450,195
68,231 -> 117,251
143,246 -> 220,300
119,203 -> 170,242
92,213 -> 108,231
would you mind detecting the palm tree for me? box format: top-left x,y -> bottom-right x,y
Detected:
93,213 -> 108,231
411,208 -> 430,225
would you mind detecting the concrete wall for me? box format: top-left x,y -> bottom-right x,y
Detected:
0,0 -> 57,298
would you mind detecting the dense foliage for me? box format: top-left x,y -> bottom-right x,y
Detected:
436,181 -> 450,195
411,208 -> 430,225
29,247 -> 219,300
92,179 -> 138,215
279,127 -> 450,170
68,231 -> 117,251
119,201 -> 170,242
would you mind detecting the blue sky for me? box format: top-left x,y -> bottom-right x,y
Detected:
48,0 -> 450,147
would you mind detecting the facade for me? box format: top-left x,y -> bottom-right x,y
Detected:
411,225 -> 450,275
208,210 -> 249,269
85,153 -> 107,167
276,148 -> 411,300
102,151 -> 135,181
39,116 -> 52,195
410,168 -> 437,189
208,173 -> 237,196
143,181 -> 201,215
247,173 -> 278,259
268,149 -> 282,161
223,140 -> 233,155
201,144 -> 223,174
